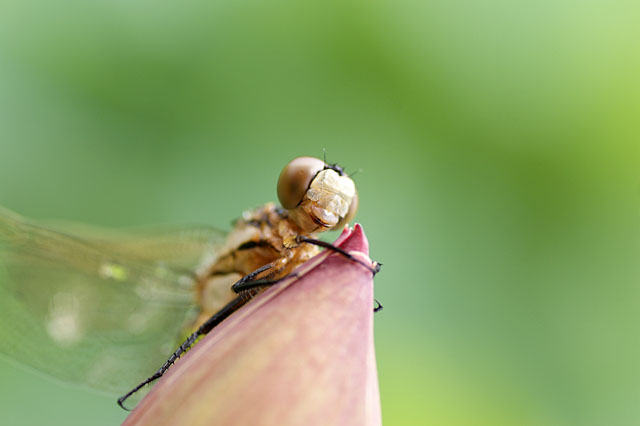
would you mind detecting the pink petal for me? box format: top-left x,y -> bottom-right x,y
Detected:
123,224 -> 380,426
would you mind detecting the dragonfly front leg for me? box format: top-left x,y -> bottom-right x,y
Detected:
296,236 -> 384,313
295,235 -> 381,276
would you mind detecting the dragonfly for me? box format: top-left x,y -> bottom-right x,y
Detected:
0,156 -> 380,410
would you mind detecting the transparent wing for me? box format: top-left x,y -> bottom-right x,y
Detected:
0,207 -> 226,394
47,220 -> 225,274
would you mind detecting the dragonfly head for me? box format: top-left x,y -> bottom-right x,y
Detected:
277,157 -> 358,233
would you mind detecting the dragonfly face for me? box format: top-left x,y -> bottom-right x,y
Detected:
278,156 -> 358,233
0,156 -> 362,409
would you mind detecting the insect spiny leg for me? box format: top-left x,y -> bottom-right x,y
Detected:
296,236 -> 380,275
232,272 -> 300,293
116,295 -> 248,410
231,263 -> 275,293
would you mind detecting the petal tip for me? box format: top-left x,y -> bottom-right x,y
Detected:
338,222 -> 369,256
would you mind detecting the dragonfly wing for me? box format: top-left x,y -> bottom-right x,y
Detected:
0,208 -> 226,394
47,220 -> 227,273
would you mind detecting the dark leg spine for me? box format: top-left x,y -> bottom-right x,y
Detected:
117,295 -> 247,410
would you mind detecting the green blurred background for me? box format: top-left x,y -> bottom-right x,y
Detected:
1,0 -> 639,425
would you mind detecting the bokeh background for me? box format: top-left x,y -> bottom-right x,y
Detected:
1,1 -> 639,425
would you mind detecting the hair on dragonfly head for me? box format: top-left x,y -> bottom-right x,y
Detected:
346,168 -> 363,178
321,149 -> 346,177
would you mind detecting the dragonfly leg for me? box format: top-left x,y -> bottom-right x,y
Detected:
231,260 -> 300,294
117,295 -> 247,411
235,269 -> 384,313
118,262 -> 290,410
230,262 -> 279,293
231,273 -> 298,293
297,236 -> 383,313
295,236 -> 381,276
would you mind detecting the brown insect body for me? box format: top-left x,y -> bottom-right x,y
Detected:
194,203 -> 321,325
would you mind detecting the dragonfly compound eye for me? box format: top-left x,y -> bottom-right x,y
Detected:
277,157 -> 326,209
